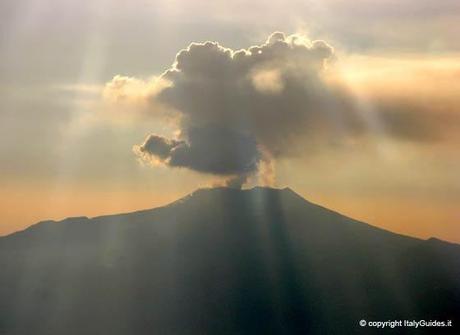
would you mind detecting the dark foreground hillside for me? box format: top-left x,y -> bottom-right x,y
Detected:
0,187 -> 459,334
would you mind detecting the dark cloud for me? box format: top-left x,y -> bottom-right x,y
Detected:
134,32 -> 353,183
126,32 -> 458,186
136,135 -> 182,160
136,126 -> 260,176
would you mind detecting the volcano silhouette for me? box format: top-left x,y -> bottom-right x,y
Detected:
0,187 -> 459,334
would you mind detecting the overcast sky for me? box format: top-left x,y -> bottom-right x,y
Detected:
1,0 -> 459,242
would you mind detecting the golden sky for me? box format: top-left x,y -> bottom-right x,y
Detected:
0,0 -> 459,243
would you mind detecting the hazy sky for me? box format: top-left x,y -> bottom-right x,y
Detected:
1,0 -> 459,242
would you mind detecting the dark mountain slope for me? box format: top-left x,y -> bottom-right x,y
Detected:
0,187 -> 459,334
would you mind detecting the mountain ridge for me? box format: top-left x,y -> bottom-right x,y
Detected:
1,186 -> 459,334
1,186 -> 445,246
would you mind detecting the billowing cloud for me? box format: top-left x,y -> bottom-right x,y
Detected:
128,32 -> 353,184
135,127 -> 260,176
107,32 -> 460,187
